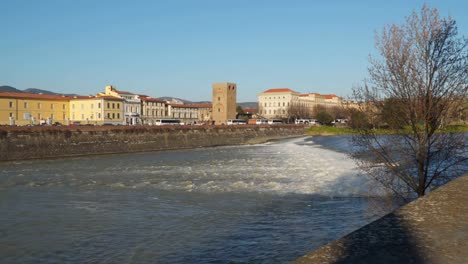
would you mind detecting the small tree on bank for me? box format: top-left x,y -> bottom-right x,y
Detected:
351,5 -> 467,201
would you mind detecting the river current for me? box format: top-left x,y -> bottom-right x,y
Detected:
0,136 -> 383,263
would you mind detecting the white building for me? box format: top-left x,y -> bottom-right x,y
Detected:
258,88 -> 343,119
257,88 -> 300,118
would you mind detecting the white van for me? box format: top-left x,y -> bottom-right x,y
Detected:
268,119 -> 283,124
295,119 -> 316,125
255,119 -> 268,125
227,119 -> 247,125
155,119 -> 181,125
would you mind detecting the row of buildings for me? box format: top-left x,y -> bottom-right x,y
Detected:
0,85 -> 223,126
0,82 -> 345,126
257,88 -> 344,118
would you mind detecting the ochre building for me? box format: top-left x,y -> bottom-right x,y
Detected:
0,92 -> 70,125
212,82 -> 237,125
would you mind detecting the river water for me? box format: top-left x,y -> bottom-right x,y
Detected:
0,136 -> 383,263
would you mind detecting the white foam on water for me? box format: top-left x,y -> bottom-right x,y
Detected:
0,137 -> 377,197
124,137 -> 376,196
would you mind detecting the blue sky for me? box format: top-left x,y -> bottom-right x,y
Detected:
1,0 -> 467,102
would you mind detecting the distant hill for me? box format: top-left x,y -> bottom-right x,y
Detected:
0,85 -> 22,93
0,85 -> 78,96
237,102 -> 258,109
158,96 -> 211,105
158,97 -> 257,108
23,88 -> 58,95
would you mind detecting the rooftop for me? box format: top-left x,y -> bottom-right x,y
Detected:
0,92 -> 70,100
263,88 -> 296,93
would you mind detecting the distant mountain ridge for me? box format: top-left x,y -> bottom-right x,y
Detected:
0,85 -> 77,96
0,86 -> 258,107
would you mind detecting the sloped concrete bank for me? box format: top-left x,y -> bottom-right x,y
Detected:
294,173 -> 468,264
0,125 -> 306,161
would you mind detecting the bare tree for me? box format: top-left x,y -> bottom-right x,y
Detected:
351,5 -> 467,201
287,102 -> 312,120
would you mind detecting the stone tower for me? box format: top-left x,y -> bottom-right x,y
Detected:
212,82 -> 237,125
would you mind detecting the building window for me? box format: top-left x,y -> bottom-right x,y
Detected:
112,113 -> 115,119
278,103 -> 280,106
98,103 -> 101,109
9,101 -> 13,108
283,102 -> 285,106
63,113 -> 66,120
9,113 -> 13,118
117,113 -> 120,119
218,108 -> 220,112
51,104 -> 54,109
107,102 -> 110,108
63,104 -> 66,110
72,104 -> 75,109
218,97 -> 220,101
117,103 -> 120,109
98,113 -> 101,119
51,114 -> 54,119
107,113 -> 110,119
112,103 -> 115,109
24,102 -> 28,108
38,103 -> 41,109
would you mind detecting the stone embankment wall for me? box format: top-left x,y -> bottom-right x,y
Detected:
294,173 -> 468,264
0,125 -> 306,161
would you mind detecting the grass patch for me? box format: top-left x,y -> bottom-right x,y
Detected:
306,126 -> 357,136
441,124 -> 468,133
306,124 -> 468,136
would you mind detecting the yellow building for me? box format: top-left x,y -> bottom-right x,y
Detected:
69,95 -> 124,125
212,82 -> 237,125
0,92 -> 70,125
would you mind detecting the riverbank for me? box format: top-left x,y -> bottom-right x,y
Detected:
306,124 -> 468,136
0,125 -> 306,161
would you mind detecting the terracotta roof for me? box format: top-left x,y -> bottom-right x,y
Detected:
186,103 -> 212,108
168,103 -> 212,109
300,93 -> 321,97
324,94 -> 337,99
243,108 -> 257,113
70,95 -> 99,100
0,92 -> 70,100
114,89 -> 134,95
263,88 -> 295,93
141,97 -> 166,103
96,95 -> 124,101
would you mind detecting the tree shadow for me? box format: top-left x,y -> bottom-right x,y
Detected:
294,210 -> 426,263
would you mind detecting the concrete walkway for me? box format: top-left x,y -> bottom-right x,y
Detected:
294,174 -> 468,264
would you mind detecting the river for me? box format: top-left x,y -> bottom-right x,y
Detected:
0,136 -> 384,263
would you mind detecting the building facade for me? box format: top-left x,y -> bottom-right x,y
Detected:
212,82 -> 237,125
140,96 -> 168,125
101,85 -> 141,125
258,88 -> 343,119
69,95 -> 124,125
0,92 -> 70,125
258,88 -> 300,118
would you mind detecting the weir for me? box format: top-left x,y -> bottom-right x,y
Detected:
0,125 -> 306,161
294,173 -> 468,264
